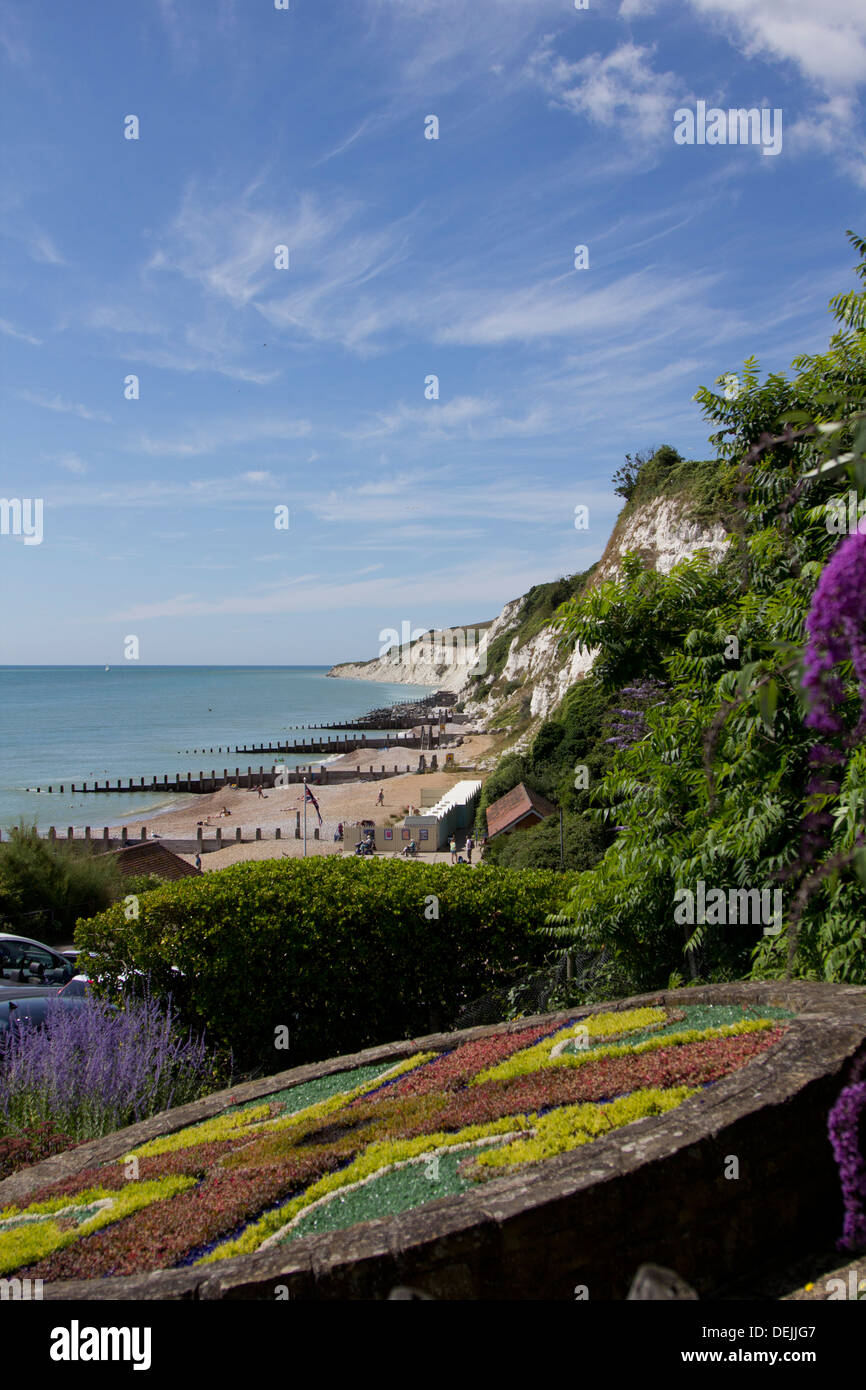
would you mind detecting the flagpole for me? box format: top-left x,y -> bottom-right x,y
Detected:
303,775 -> 307,858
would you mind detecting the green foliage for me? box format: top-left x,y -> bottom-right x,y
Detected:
475,628 -> 516,683
472,570 -> 597,688
120,874 -> 166,898
612,447 -> 654,501
74,858 -> 573,1071
553,550 -> 733,689
0,827 -> 122,941
512,572 -> 594,650
474,754 -> 526,834
612,445 -> 734,526
484,811 -> 607,872
544,230 -> 866,992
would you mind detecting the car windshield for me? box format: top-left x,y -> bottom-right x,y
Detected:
59,977 -> 90,998
0,940 -> 72,983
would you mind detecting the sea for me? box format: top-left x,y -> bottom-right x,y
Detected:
0,667 -> 436,833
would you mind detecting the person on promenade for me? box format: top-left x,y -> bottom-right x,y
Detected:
194,853 -> 202,870
449,836 -> 457,864
465,834 -> 473,864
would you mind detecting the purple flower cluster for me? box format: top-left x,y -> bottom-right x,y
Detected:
0,992 -> 213,1142
605,680 -> 668,750
828,1054 -> 866,1252
802,531 -> 866,739
795,533 -> 866,876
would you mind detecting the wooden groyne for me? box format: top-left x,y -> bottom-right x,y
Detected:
173,731 -> 445,756
29,757 -> 448,796
233,732 -> 436,756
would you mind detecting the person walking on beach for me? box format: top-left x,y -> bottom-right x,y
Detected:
194,853 -> 202,870
465,834 -> 473,864
376,788 -> 384,806
449,836 -> 457,864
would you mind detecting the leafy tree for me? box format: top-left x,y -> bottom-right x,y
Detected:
0,827 -> 122,940
612,447 -> 655,500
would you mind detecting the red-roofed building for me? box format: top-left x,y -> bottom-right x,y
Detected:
109,841 -> 202,880
485,782 -> 557,839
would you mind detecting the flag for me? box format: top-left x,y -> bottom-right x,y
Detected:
304,783 -> 323,825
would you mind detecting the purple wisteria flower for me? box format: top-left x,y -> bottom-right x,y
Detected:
828,1054 -> 866,1252
605,679 -> 669,751
802,531 -> 866,740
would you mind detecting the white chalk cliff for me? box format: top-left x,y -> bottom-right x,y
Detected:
328,494 -> 729,728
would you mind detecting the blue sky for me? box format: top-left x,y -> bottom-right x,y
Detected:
0,0 -> 863,665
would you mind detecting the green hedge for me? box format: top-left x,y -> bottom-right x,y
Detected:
75,858 -> 573,1070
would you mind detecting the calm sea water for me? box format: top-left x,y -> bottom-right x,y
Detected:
0,667 -> 435,832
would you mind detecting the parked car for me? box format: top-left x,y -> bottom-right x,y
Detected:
0,974 -> 92,1035
0,933 -> 76,1002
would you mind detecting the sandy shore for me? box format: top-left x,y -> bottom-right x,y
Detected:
119,734 -> 494,871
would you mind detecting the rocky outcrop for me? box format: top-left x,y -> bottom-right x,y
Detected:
329,494 -> 729,729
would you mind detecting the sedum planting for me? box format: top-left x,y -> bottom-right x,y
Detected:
0,1003 -> 791,1283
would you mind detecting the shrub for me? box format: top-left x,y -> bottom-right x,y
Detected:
75,858 -> 574,1071
484,813 -> 607,872
0,826 -> 122,942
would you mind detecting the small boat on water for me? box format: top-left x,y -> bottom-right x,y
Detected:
105,665 -> 110,671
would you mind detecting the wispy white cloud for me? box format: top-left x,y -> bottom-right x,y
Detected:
432,266 -> 721,347
17,389 -> 111,422
56,453 -> 88,475
147,181 -> 340,308
133,417 -> 311,458
347,396 -> 554,442
787,94 -> 866,187
109,552 -> 584,624
240,470 -> 277,485
28,231 -> 65,265
0,3 -> 29,65
0,317 -> 41,346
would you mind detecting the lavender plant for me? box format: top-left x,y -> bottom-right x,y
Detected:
0,992 -> 220,1142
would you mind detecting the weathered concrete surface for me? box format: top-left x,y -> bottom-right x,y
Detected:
7,980 -> 863,1302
